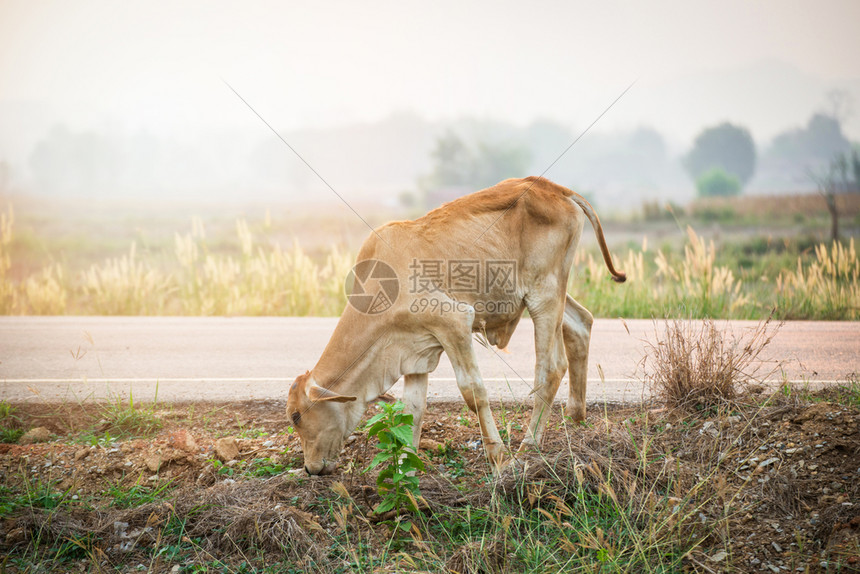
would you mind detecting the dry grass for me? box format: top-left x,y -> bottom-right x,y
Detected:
690,191 -> 860,219
14,477 -> 325,566
3,393 -> 858,572
776,238 -> 859,319
2,200 -> 858,318
641,316 -> 782,411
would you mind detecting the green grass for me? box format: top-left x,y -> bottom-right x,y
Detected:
0,400 -> 24,443
98,391 -> 162,439
0,427 -> 25,443
106,479 -> 174,508
830,378 -> 860,408
0,479 -> 68,518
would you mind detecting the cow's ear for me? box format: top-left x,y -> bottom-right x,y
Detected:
309,384 -> 357,403
376,393 -> 397,404
291,371 -> 312,394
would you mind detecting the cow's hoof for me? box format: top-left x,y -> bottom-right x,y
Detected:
564,405 -> 586,422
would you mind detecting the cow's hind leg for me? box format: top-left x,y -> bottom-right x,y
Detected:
520,295 -> 568,452
562,295 -> 593,422
402,373 -> 428,448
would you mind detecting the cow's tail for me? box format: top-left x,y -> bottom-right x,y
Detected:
568,193 -> 626,283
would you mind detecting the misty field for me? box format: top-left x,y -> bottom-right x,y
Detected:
1,197 -> 858,320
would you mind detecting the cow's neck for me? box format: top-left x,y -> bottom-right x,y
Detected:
311,309 -> 401,406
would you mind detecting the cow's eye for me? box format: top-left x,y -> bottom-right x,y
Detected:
291,411 -> 301,425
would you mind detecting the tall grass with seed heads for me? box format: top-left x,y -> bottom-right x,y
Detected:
1,201 -> 857,318
776,238 -> 859,319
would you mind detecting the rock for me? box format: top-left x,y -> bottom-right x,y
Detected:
169,429 -> 198,452
144,453 -> 162,472
5,527 -> 27,545
772,541 -> 783,552
419,438 -> 443,451
708,550 -> 728,562
215,437 -> 240,461
758,457 -> 780,470
701,421 -> 719,438
18,427 -> 51,445
74,448 -> 90,461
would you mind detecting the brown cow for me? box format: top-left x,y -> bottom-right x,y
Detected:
287,177 -> 625,475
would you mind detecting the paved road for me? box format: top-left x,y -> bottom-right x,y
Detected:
0,317 -> 857,404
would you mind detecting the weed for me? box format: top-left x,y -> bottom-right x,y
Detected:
246,457 -> 287,477
0,400 -> 17,420
107,479 -> 174,508
96,389 -> 162,439
641,315 -> 781,410
0,428 -> 25,443
0,400 -> 24,443
427,443 -> 470,479
364,402 -> 424,521
238,427 -> 270,439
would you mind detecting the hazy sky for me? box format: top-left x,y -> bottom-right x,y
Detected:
2,0 -> 860,146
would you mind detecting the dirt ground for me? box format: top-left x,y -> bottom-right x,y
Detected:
0,390 -> 858,573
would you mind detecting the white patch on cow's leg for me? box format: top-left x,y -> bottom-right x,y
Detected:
562,295 -> 593,422
520,295 -> 568,452
403,373 -> 428,448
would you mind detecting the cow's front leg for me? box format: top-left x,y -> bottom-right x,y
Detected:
402,373 -> 428,448
432,306 -> 504,474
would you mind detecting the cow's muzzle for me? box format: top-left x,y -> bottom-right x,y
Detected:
304,460 -> 337,476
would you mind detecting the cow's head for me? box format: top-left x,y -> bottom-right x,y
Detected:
286,371 -> 357,475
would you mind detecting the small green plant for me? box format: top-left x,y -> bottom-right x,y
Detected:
238,427 -> 270,439
97,388 -> 162,439
829,375 -> 860,408
428,443 -> 469,479
246,457 -> 287,477
107,479 -> 173,508
0,400 -> 16,420
76,430 -> 118,447
364,402 -> 424,522
0,400 -> 23,443
1,427 -> 25,444
208,458 -> 238,476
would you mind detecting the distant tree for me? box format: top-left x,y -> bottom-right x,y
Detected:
695,168 -> 741,198
684,123 -> 757,187
768,114 -> 852,166
424,131 -> 474,188
471,141 -> 531,189
628,127 -> 667,162
422,131 -> 530,191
